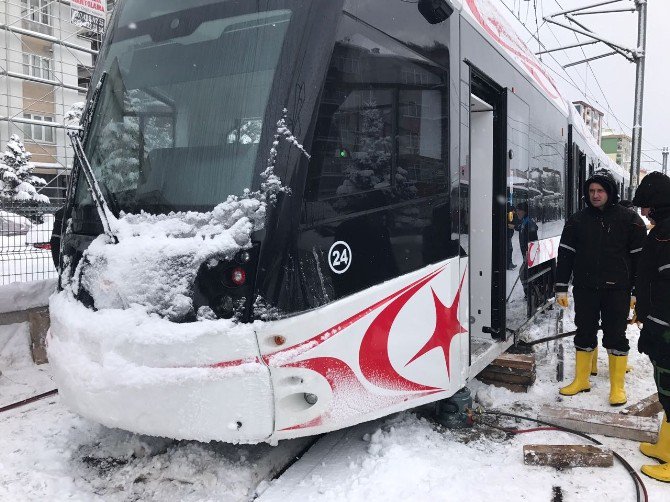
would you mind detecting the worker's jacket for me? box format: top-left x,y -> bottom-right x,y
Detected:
636,214 -> 670,330
555,203 -> 647,293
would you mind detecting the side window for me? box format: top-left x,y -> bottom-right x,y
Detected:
303,17 -> 448,223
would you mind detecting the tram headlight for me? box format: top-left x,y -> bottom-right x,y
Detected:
230,267 -> 246,287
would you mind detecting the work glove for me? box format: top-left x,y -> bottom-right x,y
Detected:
637,325 -> 654,356
556,292 -> 569,308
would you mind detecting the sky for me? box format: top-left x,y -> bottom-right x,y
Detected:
498,0 -> 669,172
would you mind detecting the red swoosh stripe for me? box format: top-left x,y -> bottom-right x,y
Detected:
358,269 -> 449,392
264,265 -> 448,365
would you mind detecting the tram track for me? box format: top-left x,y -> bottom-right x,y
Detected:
0,388 -> 58,413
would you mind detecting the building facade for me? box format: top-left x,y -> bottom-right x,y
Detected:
0,0 -> 112,205
573,100 -> 604,146
601,129 -> 632,178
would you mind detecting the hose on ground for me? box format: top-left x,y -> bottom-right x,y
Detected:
476,409 -> 648,502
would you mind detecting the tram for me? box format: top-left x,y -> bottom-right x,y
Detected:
48,0 -> 629,443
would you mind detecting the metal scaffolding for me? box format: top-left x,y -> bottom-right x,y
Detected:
0,0 -> 109,204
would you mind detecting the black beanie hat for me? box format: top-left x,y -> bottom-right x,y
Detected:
632,171 -> 670,209
584,169 -> 619,207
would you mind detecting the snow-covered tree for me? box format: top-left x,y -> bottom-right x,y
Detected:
97,118 -> 142,193
0,135 -> 49,203
64,102 -> 85,125
336,99 -> 391,196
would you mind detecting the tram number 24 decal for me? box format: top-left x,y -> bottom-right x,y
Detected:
329,241 -> 352,274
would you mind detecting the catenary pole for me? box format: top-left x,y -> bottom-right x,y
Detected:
662,147 -> 668,176
629,0 -> 648,199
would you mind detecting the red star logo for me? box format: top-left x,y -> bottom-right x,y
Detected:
405,285 -> 467,378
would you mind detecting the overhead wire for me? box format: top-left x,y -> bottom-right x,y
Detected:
501,0 -> 663,164
551,0 -> 664,165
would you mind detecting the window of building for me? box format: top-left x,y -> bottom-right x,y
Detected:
77,64 -> 93,92
21,0 -> 51,25
304,20 -> 448,220
23,114 -> 55,143
22,54 -> 53,80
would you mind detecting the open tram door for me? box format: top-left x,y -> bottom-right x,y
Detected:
467,69 -> 508,354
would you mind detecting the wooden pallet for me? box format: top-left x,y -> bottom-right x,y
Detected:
476,353 -> 536,392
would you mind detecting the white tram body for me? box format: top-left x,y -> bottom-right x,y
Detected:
49,0 -> 627,443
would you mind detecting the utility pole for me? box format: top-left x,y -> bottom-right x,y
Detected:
629,0 -> 648,199
663,147 -> 669,176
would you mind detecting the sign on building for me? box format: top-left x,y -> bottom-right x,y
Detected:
70,0 -> 107,33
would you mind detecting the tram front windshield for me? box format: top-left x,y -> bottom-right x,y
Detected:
75,0 -> 295,215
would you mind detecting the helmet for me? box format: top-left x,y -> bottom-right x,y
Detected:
584,169 -> 619,207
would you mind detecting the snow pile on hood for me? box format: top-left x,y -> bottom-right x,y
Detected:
66,110 -> 302,321
75,191 -> 269,320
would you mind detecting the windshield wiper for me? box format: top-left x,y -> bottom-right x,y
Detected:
68,131 -> 119,243
68,71 -> 119,242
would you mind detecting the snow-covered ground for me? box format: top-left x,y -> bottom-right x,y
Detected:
0,322 -> 311,501
1,303 -> 667,501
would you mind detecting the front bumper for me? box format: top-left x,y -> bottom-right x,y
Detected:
48,292 -> 274,443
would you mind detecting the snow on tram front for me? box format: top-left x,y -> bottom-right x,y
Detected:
49,0 -> 607,444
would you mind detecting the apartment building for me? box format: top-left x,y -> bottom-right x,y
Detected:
572,100 -> 604,146
0,0 -> 113,204
601,129 -> 632,178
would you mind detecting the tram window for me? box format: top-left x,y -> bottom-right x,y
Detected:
310,88 -> 393,203
304,20 -> 448,221
75,5 -> 293,214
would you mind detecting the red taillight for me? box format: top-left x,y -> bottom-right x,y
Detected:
230,267 -> 246,286
33,243 -> 51,250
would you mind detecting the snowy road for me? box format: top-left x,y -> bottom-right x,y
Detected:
1,309 -> 668,501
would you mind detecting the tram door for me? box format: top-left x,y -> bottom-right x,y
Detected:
505,91 -> 530,329
469,72 -> 507,340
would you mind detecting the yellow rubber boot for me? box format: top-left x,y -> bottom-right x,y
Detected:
640,416 -> 670,463
560,350 -> 592,396
641,462 -> 670,483
592,346 -> 631,374
608,354 -> 627,406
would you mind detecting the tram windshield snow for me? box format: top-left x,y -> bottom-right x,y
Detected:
76,0 -> 293,215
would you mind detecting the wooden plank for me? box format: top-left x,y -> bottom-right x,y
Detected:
478,369 -> 535,386
539,405 -> 659,443
621,394 -> 663,418
480,364 -> 535,378
28,308 -> 50,365
476,377 -> 529,393
489,353 -> 535,371
523,444 -> 614,468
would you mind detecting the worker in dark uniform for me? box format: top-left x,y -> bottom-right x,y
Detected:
632,172 -> 670,482
555,170 -> 646,405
